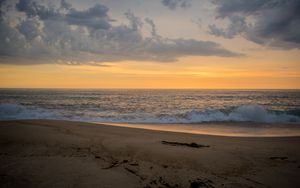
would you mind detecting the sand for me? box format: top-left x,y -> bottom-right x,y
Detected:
0,120 -> 300,188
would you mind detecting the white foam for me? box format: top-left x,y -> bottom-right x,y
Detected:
88,105 -> 300,123
182,105 -> 300,123
0,103 -> 299,124
0,103 -> 59,120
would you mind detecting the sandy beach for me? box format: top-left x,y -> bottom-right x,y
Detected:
0,120 -> 300,188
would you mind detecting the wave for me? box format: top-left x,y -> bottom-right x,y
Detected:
0,103 -> 299,124
180,105 -> 300,123
0,103 -> 60,120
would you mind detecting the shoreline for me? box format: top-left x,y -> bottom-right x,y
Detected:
101,122 -> 300,137
1,120 -> 300,187
2,119 -> 300,137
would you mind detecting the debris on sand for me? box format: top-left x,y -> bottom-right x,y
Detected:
190,178 -> 214,188
269,157 -> 288,160
161,141 -> 209,148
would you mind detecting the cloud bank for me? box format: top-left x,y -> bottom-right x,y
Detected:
209,0 -> 300,49
0,0 -> 239,65
161,0 -> 192,10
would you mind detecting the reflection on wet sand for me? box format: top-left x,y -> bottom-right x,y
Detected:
105,123 -> 300,137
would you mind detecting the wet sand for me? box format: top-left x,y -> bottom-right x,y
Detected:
0,120 -> 300,188
106,122 -> 300,137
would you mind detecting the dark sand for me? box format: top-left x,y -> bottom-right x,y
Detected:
0,120 -> 300,188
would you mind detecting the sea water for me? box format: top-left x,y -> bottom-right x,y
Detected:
0,89 -> 299,124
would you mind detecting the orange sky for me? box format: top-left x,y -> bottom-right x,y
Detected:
1,49 -> 299,89
0,0 -> 299,89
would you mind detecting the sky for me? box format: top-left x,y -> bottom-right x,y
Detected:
0,0 -> 299,89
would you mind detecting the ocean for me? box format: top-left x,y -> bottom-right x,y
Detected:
0,89 -> 300,124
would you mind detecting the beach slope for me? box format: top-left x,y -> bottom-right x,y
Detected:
0,120 -> 300,188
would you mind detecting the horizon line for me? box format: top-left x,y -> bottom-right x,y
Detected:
0,87 -> 300,90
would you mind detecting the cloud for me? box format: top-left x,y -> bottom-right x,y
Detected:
209,0 -> 300,49
0,0 -> 240,65
17,17 -> 42,41
208,15 -> 249,39
66,4 -> 111,30
144,18 -> 157,37
16,0 -> 62,20
161,0 -> 192,10
60,0 -> 71,10
16,0 -> 112,30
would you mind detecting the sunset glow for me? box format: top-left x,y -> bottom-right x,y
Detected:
0,0 -> 299,89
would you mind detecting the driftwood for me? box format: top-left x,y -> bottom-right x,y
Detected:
161,141 -> 209,148
269,156 -> 288,160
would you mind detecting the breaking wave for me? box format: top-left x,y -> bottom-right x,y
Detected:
176,105 -> 300,123
0,103 -> 299,124
0,103 -> 60,120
